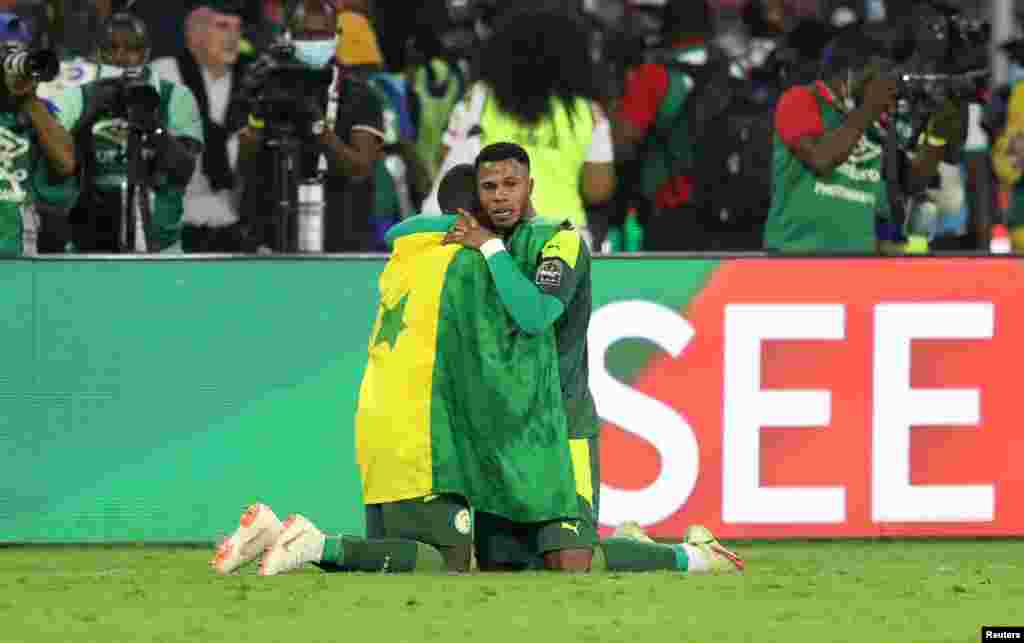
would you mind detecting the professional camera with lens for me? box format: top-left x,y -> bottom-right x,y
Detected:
874,0 -> 990,112
239,40 -> 332,137
0,42 -> 58,84
109,67 -> 162,132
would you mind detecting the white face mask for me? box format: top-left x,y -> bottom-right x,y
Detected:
294,37 -> 338,69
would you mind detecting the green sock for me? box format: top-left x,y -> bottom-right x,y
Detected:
317,537 -> 445,573
595,538 -> 689,572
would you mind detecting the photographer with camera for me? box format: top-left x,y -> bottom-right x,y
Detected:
237,0 -> 384,253
0,12 -> 76,256
45,12 -> 203,253
763,29 -> 963,253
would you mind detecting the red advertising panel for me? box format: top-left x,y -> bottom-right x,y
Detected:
596,258 -> 1024,539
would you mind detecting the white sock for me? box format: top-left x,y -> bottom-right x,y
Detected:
681,543 -> 711,573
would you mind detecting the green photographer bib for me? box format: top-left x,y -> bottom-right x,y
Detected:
50,65 -> 204,250
0,111 -> 35,255
764,88 -> 888,253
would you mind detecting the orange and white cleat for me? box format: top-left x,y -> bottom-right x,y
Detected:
684,524 -> 745,574
210,503 -> 284,575
259,514 -> 325,577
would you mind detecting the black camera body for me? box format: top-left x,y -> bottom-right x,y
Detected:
888,1 -> 989,108
240,41 -> 332,138
113,68 -> 162,132
0,43 -> 58,83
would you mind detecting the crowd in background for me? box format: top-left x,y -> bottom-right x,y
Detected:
4,0 -> 1024,255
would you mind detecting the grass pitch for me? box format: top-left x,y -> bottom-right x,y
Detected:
2,540 -> 1021,643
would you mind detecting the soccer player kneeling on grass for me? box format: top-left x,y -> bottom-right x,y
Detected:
211,149 -> 743,576
440,143 -> 743,574
212,160 -> 580,576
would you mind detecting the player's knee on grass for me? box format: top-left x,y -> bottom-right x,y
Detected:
366,494 -> 473,571
438,543 -> 473,573
543,548 -> 593,572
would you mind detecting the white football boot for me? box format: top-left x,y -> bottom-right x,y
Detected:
612,520 -> 657,544
259,514 -> 326,576
210,503 -> 284,575
684,524 -> 746,573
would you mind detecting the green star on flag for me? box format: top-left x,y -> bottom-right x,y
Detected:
375,292 -> 409,350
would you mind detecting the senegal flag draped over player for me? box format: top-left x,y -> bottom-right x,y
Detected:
355,224 -> 579,524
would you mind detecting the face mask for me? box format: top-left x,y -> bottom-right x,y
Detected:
294,37 -> 337,69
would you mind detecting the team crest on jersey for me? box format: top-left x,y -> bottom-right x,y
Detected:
536,259 -> 563,288
453,509 -> 471,535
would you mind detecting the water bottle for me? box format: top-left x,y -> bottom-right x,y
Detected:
623,208 -> 645,252
601,225 -> 622,254
990,224 -> 1012,255
297,177 -> 325,253
385,154 -> 415,218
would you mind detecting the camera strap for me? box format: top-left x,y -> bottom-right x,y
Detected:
317,65 -> 342,174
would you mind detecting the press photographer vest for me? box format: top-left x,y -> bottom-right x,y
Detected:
0,111 -> 38,255
412,58 -> 465,181
763,87 -> 888,253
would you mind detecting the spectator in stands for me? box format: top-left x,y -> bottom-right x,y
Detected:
615,0 -> 741,252
993,80 -> 1024,251
764,29 -> 962,253
152,2 -> 247,253
441,7 -> 613,246
404,30 -> 465,192
238,0 -> 383,252
47,12 -> 203,253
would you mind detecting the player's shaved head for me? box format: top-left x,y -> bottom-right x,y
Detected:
438,164 -> 479,215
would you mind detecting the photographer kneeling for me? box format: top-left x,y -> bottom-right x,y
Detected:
763,29 -> 964,253
237,0 -> 384,253
49,13 -> 203,253
0,13 -> 76,256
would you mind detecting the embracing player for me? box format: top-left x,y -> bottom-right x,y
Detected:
440,142 -> 744,574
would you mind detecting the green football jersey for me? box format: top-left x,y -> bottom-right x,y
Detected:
507,219 -> 599,439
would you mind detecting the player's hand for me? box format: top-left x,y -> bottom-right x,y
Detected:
861,76 -> 899,121
926,97 -> 966,148
6,73 -> 37,107
239,125 -> 263,147
444,210 -> 496,249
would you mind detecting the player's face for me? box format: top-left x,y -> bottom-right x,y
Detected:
205,13 -> 241,67
102,29 -> 147,68
476,159 -> 533,231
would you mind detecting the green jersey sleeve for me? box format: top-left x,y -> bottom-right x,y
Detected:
385,214 -> 457,245
168,83 -> 203,143
534,228 -> 585,307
